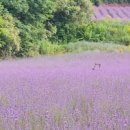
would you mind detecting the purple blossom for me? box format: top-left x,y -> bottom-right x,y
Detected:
0,52 -> 130,129
93,4 -> 130,21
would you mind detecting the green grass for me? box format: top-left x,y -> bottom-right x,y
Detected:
39,41 -> 130,55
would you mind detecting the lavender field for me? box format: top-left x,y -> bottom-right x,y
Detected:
0,52 -> 130,130
93,4 -> 130,21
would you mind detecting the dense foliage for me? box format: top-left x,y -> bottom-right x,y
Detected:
49,0 -> 93,43
49,19 -> 130,54
0,0 -> 130,58
77,20 -> 130,45
0,0 -> 93,57
0,4 -> 20,57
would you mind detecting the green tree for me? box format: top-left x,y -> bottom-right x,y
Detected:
49,0 -> 93,43
1,0 -> 57,56
0,3 -> 20,57
1,0 -> 93,57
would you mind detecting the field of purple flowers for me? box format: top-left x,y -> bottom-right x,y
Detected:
93,4 -> 130,21
0,52 -> 130,130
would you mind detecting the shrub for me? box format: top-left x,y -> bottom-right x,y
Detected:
39,40 -> 67,55
77,20 -> 130,45
15,21 -> 48,57
91,0 -> 102,6
1,0 -> 57,57
1,0 -> 93,57
49,0 -> 93,43
0,4 -> 20,58
1,0 -> 130,57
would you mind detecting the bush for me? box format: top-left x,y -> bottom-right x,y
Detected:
49,0 -> 93,43
15,21 -> 48,57
39,40 -> 67,55
1,0 -> 93,57
1,0 -> 130,58
91,0 -> 102,6
0,4 -> 20,57
77,20 -> 130,45
1,0 -> 58,57
0,17 -> 20,57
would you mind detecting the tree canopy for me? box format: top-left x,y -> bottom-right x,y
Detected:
0,0 -> 93,57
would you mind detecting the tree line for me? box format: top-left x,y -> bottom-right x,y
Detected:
0,0 -> 93,57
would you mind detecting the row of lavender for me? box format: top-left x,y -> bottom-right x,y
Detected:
101,0 -> 130,3
92,5 -> 130,21
92,0 -> 130,5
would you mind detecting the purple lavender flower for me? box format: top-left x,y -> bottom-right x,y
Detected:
0,53 -> 130,129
